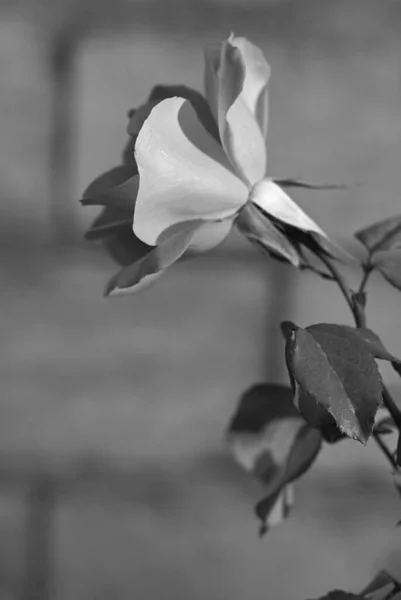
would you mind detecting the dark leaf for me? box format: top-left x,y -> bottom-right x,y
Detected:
355,215 -> 401,254
81,165 -> 139,211
227,384 -> 321,534
322,324 -> 401,366
372,249 -> 401,291
281,322 -> 382,443
338,325 -> 401,382
285,323 -> 383,444
235,203 -> 301,267
104,220 -> 204,296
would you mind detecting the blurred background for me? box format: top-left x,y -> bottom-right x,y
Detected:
1,0 -> 401,598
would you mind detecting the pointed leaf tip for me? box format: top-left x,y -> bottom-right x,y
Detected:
286,324 -> 383,444
81,166 -> 139,211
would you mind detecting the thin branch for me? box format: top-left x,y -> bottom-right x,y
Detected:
373,431 -> 398,469
357,265 -> 372,296
317,253 -> 361,324
382,387 -> 401,432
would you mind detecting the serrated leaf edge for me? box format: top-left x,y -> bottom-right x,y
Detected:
292,330 -> 374,444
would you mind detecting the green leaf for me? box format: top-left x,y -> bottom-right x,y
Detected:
285,323 -> 384,444
281,323 -> 360,444
227,384 -> 321,535
104,221 -> 205,296
355,214 -> 401,254
81,165 -> 139,211
235,203 -> 301,266
371,249 -> 401,291
320,324 -> 401,365
282,322 -> 342,441
322,324 -> 401,385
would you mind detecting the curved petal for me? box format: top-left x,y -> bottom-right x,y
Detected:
81,165 -> 139,212
105,220 -> 205,297
249,179 -> 327,236
127,101 -> 158,137
230,36 -> 271,138
173,218 -> 233,256
134,97 -> 247,245
217,38 -> 267,186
